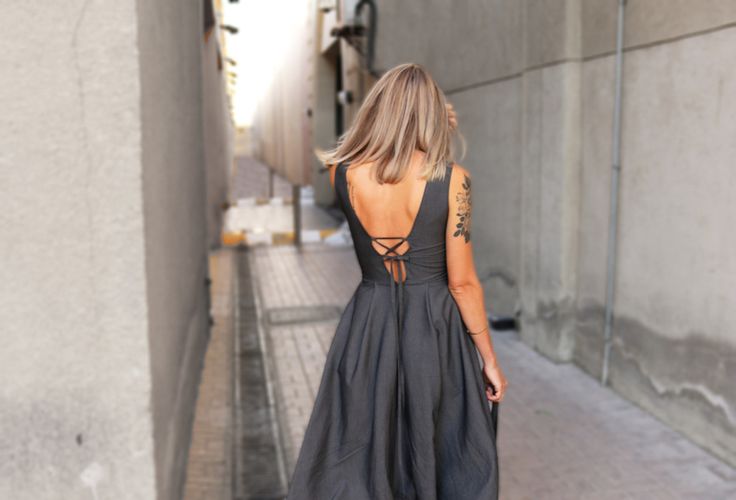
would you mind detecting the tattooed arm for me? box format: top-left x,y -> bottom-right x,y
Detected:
446,164 -> 508,402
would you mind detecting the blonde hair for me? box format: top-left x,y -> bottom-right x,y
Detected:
319,63 -> 465,184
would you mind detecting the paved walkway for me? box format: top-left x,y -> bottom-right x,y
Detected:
225,156 -> 342,246
183,250 -> 236,500
232,156 -> 292,200
249,243 -> 736,500
249,245 -> 361,473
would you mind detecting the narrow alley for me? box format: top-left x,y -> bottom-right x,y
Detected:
5,2 -> 736,499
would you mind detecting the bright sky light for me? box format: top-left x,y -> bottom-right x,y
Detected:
221,0 -> 303,127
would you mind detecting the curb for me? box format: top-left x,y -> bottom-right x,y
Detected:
222,228 -> 339,248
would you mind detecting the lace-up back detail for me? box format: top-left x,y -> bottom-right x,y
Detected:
336,161 -> 450,286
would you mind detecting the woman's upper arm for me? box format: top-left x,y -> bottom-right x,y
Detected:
446,164 -> 480,289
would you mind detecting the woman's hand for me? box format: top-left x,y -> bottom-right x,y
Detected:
483,362 -> 508,403
446,102 -> 458,131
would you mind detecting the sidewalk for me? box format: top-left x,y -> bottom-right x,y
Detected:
183,249 -> 236,500
224,156 -> 342,247
247,242 -> 736,500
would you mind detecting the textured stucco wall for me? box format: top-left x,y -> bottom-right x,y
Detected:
0,0 -> 216,498
374,0 -> 523,90
312,50 -> 340,207
136,0 -> 211,498
576,24 -> 736,466
582,0 -> 736,57
369,0 -> 736,466
202,31 -> 234,248
0,2 -> 155,499
516,0 -> 583,362
519,61 -> 582,362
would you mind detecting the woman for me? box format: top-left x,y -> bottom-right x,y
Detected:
285,63 -> 507,499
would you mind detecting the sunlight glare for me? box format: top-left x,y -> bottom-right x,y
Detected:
222,0 -> 304,127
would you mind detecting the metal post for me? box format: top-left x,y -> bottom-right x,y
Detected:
268,169 -> 275,199
601,0 -> 626,386
293,184 -> 302,248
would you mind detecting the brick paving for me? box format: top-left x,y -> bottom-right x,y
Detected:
249,243 -> 736,500
225,198 -> 340,236
249,245 -> 358,472
183,249 -> 236,500
232,156 -> 293,200
226,156 -> 342,245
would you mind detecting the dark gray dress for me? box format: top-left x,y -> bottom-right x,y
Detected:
285,161 -> 499,499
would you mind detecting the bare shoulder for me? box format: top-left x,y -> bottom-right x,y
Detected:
452,163 -> 470,178
448,163 -> 472,195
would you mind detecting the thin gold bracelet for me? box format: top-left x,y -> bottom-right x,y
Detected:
467,325 -> 489,336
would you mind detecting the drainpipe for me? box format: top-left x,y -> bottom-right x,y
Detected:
601,0 -> 627,386
354,0 -> 377,76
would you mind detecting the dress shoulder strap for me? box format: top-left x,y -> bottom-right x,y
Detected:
444,161 -> 453,188
432,161 -> 453,211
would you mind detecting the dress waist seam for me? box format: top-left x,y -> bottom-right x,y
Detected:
360,275 -> 447,287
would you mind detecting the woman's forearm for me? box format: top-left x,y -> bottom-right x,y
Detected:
448,278 -> 498,367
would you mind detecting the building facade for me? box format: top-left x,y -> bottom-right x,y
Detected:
0,1 -> 233,498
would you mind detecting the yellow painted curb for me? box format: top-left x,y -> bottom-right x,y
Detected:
224,227 -> 342,247
222,231 -> 244,247
271,232 -> 295,245
319,228 -> 338,239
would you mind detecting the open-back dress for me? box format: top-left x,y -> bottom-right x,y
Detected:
285,161 -> 499,500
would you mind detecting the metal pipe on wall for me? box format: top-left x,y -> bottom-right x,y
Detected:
601,0 -> 627,386
293,184 -> 302,247
354,0 -> 377,76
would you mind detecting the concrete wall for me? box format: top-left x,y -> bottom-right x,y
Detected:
136,0 -> 211,498
576,13 -> 736,466
368,0 -> 736,465
518,0 -> 583,362
0,1 -> 221,498
202,30 -> 235,248
0,2 -> 156,499
311,7 -> 340,207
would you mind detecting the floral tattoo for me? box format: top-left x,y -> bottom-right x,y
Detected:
347,177 -> 357,212
453,174 -> 472,243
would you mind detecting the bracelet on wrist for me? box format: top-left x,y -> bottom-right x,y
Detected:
467,325 -> 489,336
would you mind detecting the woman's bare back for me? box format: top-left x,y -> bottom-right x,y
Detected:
331,151 -> 430,276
